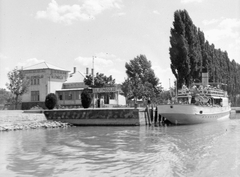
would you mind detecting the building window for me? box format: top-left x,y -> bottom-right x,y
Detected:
110,92 -> 115,99
31,78 -> 40,85
31,91 -> 39,101
65,91 -> 72,100
77,91 -> 81,100
59,94 -> 63,100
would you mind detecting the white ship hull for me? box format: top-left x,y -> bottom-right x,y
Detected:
157,104 -> 231,125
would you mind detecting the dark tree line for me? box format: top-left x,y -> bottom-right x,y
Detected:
170,9 -> 240,105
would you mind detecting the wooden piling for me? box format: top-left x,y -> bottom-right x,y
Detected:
144,110 -> 148,125
146,107 -> 151,125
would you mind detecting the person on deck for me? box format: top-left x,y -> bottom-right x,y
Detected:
100,96 -> 104,108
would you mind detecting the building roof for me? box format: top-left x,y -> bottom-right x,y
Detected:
64,71 -> 86,83
22,62 -> 70,72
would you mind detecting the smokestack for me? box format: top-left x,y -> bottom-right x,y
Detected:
202,68 -> 209,87
86,68 -> 89,75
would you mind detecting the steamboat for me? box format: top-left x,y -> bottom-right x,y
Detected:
158,72 -> 231,125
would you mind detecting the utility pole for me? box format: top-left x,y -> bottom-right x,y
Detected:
169,78 -> 172,98
175,79 -> 178,97
92,56 -> 95,108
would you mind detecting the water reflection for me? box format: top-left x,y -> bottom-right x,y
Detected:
0,119 -> 240,177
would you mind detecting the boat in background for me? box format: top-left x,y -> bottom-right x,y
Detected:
157,72 -> 231,125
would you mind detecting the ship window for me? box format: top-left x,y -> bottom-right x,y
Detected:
200,111 -> 203,114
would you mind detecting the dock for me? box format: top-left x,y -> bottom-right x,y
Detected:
44,108 -> 151,126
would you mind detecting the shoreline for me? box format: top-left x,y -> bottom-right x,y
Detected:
0,110 -> 72,132
0,120 -> 72,132
1,107 -> 239,132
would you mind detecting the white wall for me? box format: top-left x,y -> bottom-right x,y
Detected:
22,69 -> 67,102
118,95 -> 126,105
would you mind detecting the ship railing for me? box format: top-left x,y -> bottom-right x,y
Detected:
178,87 -> 225,96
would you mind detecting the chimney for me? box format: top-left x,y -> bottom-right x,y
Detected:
86,68 -> 89,75
69,67 -> 76,77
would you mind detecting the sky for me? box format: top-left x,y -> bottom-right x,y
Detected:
0,0 -> 240,90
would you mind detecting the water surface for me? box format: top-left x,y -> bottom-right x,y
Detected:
0,119 -> 240,177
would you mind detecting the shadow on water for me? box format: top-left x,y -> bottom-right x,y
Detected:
0,118 -> 240,177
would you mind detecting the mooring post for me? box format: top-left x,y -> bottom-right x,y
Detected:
150,106 -> 153,123
159,114 -> 164,126
159,114 -> 161,126
154,107 -> 158,125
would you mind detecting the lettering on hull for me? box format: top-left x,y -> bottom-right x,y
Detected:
201,115 -> 220,119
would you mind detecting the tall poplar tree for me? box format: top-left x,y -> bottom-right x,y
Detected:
169,9 -> 240,105
170,10 -> 190,88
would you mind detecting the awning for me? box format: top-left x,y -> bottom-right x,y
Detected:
210,96 -> 222,99
55,88 -> 85,92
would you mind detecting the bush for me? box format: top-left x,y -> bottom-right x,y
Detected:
81,89 -> 92,108
45,93 -> 57,110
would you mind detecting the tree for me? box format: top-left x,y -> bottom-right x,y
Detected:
158,90 -> 172,103
81,89 -> 92,108
181,10 -> 202,82
122,55 -> 161,103
45,93 -> 58,109
84,73 -> 115,87
6,67 -> 29,109
169,9 -> 240,105
0,88 -> 15,105
170,10 -> 191,88
121,76 -> 144,100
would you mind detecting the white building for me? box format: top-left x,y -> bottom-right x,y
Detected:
55,67 -> 88,107
21,62 -> 126,109
21,62 -> 69,109
55,68 -> 126,108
